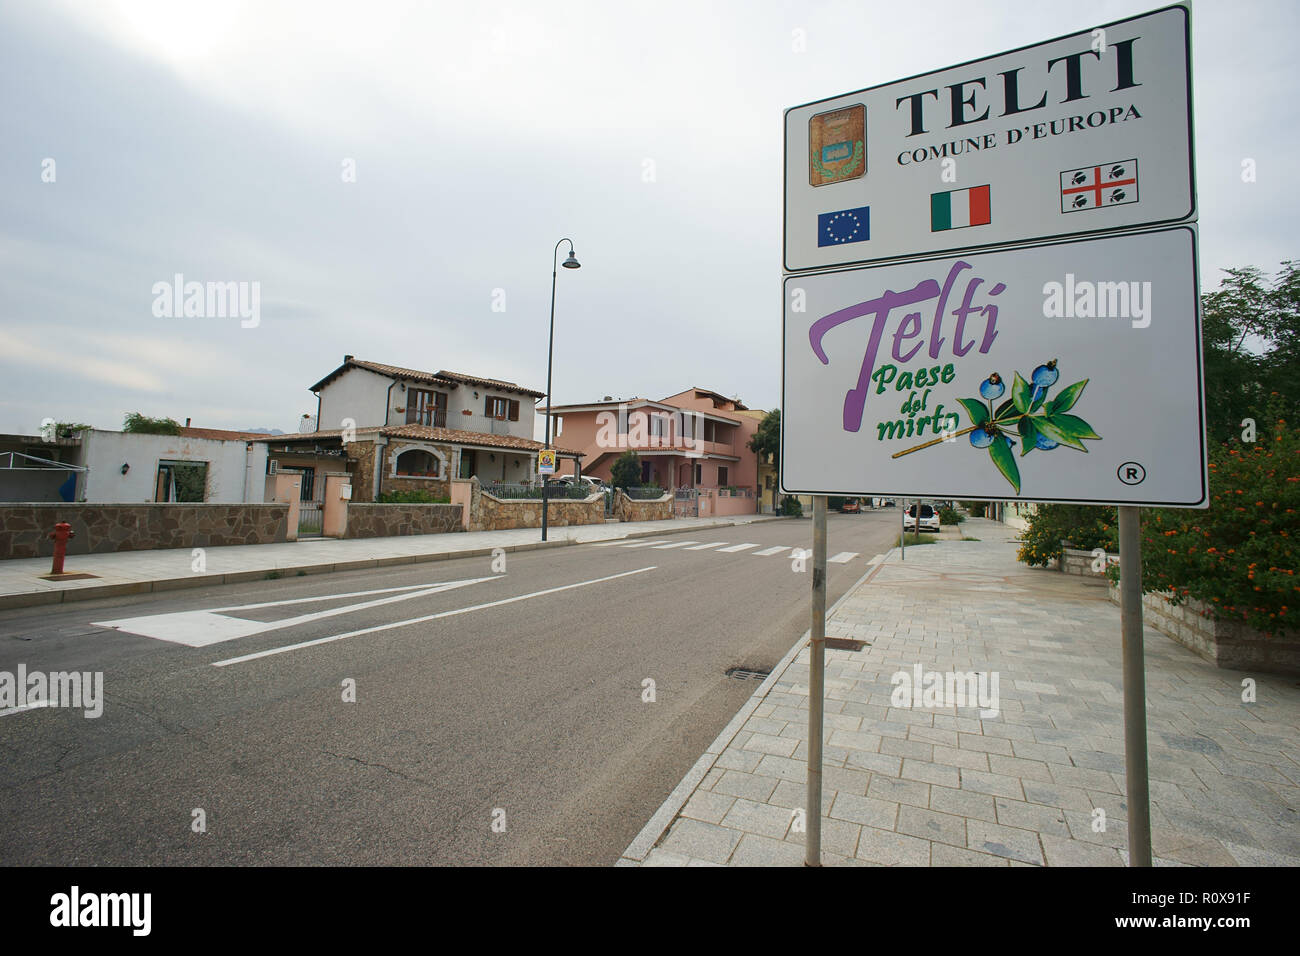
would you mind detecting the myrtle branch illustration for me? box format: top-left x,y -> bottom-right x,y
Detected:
891,360 -> 1102,494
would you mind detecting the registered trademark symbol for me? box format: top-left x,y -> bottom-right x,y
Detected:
1117,461 -> 1146,485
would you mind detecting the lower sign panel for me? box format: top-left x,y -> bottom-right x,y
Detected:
782,226 -> 1206,506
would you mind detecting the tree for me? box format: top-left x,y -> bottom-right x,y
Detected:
1200,261 -> 1300,444
610,450 -> 641,489
748,409 -> 780,512
123,412 -> 182,435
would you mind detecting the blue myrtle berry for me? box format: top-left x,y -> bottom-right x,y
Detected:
1030,359 -> 1059,405
1031,359 -> 1059,388
979,373 -> 1005,401
1034,432 -> 1059,450
969,427 -> 994,448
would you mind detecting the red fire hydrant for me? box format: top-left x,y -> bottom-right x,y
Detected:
49,522 -> 75,574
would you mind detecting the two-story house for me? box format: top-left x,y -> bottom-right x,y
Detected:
546,386 -> 761,514
267,356 -> 582,503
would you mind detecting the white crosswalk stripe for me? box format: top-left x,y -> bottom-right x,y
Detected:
587,538 -> 860,564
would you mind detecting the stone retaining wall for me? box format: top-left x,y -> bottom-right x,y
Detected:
343,503 -> 463,539
1061,547 -> 1118,576
0,503 -> 289,559
614,491 -> 674,522
1107,584 -> 1300,677
472,483 -> 605,531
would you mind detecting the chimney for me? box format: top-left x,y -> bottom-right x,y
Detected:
344,354 -> 354,363
185,417 -> 191,427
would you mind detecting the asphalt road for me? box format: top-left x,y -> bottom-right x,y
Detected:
0,510 -> 903,865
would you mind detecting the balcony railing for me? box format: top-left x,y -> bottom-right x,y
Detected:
407,408 -> 447,429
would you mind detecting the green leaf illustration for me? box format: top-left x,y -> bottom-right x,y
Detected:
1046,379 -> 1089,415
994,398 -> 1015,421
1017,416 -> 1041,457
958,398 -> 988,427
988,438 -> 1020,494
1033,413 -> 1101,451
1054,413 -> 1102,440
1012,371 -> 1032,414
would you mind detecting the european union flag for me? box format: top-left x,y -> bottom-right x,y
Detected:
817,206 -> 870,247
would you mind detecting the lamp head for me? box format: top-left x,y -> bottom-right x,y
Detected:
562,250 -> 581,269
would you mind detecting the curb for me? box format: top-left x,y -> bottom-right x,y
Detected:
617,549 -> 894,865
0,516 -> 788,612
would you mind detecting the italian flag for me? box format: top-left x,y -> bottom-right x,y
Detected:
931,185 -> 991,231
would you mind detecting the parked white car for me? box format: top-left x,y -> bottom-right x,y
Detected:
904,502 -> 941,533
552,475 -> 607,493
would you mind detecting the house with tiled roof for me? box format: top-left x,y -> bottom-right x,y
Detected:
267,355 -> 582,504
545,386 -> 761,516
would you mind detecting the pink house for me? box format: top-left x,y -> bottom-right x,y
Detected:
547,387 -> 761,515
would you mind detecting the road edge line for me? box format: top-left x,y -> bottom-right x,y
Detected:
617,551 -> 895,865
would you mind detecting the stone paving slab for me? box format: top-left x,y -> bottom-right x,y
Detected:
0,514 -> 784,610
621,518 -> 1300,866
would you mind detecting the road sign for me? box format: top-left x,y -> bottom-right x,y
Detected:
781,226 -> 1206,506
538,449 -> 557,475
783,5 -> 1193,272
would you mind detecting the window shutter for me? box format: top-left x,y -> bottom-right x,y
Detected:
485,396 -> 492,416
405,402 -> 416,424
508,400 -> 519,421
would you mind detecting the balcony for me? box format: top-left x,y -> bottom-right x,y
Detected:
406,408 -> 447,429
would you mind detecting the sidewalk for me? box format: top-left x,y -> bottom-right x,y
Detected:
0,514 -> 784,611
620,518 -> 1300,867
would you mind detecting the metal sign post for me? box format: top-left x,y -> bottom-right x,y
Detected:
1118,505 -> 1152,865
806,495 -> 827,866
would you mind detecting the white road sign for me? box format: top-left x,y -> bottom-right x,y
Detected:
781,226 -> 1206,506
784,5 -> 1193,272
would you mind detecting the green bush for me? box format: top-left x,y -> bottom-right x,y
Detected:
1017,504 -> 1117,568
123,412 -> 182,435
378,489 -> 450,504
610,451 -> 640,489
961,501 -> 987,518
780,495 -> 803,517
938,506 -> 965,525
1112,399 -> 1298,636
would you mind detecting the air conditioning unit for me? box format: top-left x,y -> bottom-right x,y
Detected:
267,459 -> 280,475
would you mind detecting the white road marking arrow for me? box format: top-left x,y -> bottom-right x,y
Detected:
92,577 -> 497,648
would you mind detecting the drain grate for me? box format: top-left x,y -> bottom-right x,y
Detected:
824,638 -> 868,652
726,667 -> 771,682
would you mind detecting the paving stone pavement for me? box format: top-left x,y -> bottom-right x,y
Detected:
619,518 -> 1300,867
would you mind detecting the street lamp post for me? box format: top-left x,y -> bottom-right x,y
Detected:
542,238 -> 580,541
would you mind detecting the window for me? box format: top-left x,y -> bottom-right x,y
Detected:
694,463 -> 702,484
155,460 -> 207,502
485,396 -> 520,421
459,450 -> 477,479
395,449 -> 439,477
718,466 -> 729,486
407,389 -> 447,427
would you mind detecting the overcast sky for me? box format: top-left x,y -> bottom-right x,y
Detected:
1,0 -> 1294,436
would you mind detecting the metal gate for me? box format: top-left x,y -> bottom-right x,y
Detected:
604,488 -> 614,516
298,469 -> 323,536
674,487 -> 698,518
